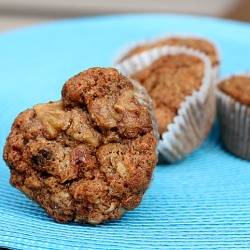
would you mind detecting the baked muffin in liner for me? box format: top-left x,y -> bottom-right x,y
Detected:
113,34 -> 220,81
115,46 -> 215,163
216,73 -> 250,160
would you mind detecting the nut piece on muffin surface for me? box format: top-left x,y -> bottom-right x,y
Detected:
3,67 -> 158,225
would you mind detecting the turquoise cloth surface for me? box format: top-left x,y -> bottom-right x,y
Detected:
1,14 -> 250,249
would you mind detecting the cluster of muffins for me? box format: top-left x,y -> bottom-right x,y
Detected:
115,34 -> 250,162
3,33 -> 249,226
114,35 -> 219,163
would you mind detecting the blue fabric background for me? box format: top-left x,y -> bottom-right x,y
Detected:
1,14 -> 250,249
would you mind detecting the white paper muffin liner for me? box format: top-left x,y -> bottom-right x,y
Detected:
116,45 -> 215,163
113,33 -> 221,81
215,72 -> 250,160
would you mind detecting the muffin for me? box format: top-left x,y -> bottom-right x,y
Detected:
116,46 -> 215,163
216,73 -> 250,160
3,67 -> 158,225
114,35 -> 220,80
130,53 -> 203,135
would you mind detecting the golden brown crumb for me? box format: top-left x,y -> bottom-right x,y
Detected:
120,37 -> 218,66
3,67 -> 158,225
218,76 -> 250,106
131,54 -> 204,134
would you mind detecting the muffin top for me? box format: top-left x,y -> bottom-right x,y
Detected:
131,54 -> 204,134
218,76 -> 250,106
3,67 -> 158,225
120,37 -> 218,67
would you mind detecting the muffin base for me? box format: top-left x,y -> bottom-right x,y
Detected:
216,73 -> 250,160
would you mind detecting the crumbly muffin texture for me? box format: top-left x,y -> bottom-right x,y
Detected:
218,76 -> 250,106
120,37 -> 218,66
3,67 -> 158,225
131,54 -> 204,134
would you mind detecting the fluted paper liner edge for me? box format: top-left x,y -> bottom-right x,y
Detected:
113,33 -> 220,81
116,45 -> 215,163
215,72 -> 250,160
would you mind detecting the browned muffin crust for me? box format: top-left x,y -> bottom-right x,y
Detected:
131,54 -> 204,134
3,67 -> 158,225
120,37 -> 218,66
218,76 -> 250,106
